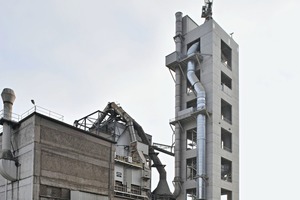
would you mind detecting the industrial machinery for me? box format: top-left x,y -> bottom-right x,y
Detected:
74,102 -> 173,200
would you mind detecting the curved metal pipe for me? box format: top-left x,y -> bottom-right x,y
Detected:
186,42 -> 206,199
108,102 -> 137,142
173,11 -> 183,199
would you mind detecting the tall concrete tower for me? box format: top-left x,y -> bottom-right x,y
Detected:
165,5 -> 239,200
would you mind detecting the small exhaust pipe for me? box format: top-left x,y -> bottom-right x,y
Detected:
0,88 -> 18,181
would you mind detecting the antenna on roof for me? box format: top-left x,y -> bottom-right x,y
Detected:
201,0 -> 213,22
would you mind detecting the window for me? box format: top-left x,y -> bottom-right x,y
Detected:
221,158 -> 232,182
221,128 -> 232,152
186,188 -> 197,200
40,185 -> 70,199
221,71 -> 232,90
131,184 -> 141,195
187,157 -> 197,180
221,40 -> 232,69
115,181 -> 126,192
221,99 -> 232,124
186,128 -> 197,150
187,99 -> 197,109
187,39 -> 200,53
221,188 -> 232,200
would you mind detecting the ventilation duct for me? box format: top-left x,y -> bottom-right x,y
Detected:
186,42 -> 206,199
0,88 -> 18,181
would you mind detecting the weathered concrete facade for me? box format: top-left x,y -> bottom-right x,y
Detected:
0,113 -> 115,200
166,14 -> 239,200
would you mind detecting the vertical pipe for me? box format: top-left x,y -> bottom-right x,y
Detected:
1,88 -> 16,152
5,179 -> 7,200
173,11 -> 183,199
0,88 -> 18,181
186,42 -> 206,199
175,12 -> 183,53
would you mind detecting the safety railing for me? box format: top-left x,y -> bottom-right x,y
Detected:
20,106 -> 64,121
0,110 -> 21,121
0,106 -> 64,123
114,154 -> 143,168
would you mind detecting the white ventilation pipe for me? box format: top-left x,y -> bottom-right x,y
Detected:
186,42 -> 206,199
173,11 -> 183,199
0,88 -> 17,181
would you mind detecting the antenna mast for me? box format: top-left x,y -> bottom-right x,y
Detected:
201,0 -> 213,21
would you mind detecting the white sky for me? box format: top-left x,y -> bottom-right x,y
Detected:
1,0 -> 300,199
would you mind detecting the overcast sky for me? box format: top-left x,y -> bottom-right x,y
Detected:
1,0 -> 300,199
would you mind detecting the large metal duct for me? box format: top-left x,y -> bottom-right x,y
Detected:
0,88 -> 17,181
173,11 -> 183,199
108,103 -> 137,142
186,42 -> 206,199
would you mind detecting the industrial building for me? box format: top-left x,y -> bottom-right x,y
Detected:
0,2 -> 239,200
0,88 -> 168,200
165,2 -> 239,199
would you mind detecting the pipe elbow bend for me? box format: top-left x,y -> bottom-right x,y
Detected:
0,159 -> 17,181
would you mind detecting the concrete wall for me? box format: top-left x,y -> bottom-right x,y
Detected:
34,114 -> 115,199
0,113 -> 115,200
0,115 -> 35,200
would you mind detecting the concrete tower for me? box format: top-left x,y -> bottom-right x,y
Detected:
165,8 -> 239,200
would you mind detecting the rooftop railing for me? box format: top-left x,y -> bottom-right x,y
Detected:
20,106 -> 64,121
0,106 -> 64,133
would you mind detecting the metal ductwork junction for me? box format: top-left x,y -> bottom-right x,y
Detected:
0,88 -> 18,181
187,42 -> 207,199
133,121 -> 172,199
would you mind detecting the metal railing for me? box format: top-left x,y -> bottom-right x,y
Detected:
114,155 -> 143,168
0,105 -> 64,123
0,110 -> 21,121
20,106 -> 64,121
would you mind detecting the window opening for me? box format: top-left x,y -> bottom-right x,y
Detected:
221,40 -> 232,70
187,157 -> 197,180
187,99 -> 197,109
131,184 -> 141,195
221,188 -> 232,200
221,99 -> 232,124
115,181 -> 126,192
187,39 -> 200,53
221,71 -> 232,90
186,128 -> 197,150
186,188 -> 197,200
221,157 -> 232,182
221,128 -> 232,152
